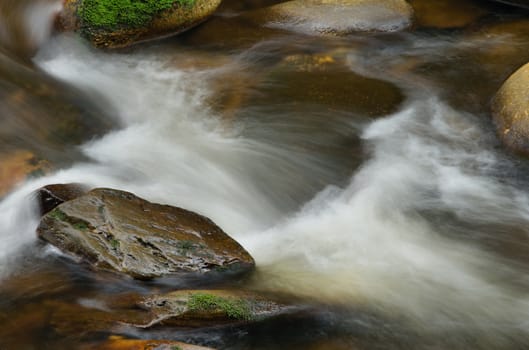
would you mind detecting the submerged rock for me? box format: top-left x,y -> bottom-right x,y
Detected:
491,62 -> 529,155
46,289 -> 297,335
0,49 -> 114,165
36,188 -> 254,279
56,0 -> 222,48
248,52 -> 404,117
135,289 -> 292,328
260,0 -> 414,35
85,336 -> 215,350
408,0 -> 486,29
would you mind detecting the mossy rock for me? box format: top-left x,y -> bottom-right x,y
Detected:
36,188 -> 255,279
56,0 -> 222,48
135,289 -> 294,328
491,62 -> 529,155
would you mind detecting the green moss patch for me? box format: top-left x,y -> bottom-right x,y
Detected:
187,293 -> 254,320
49,208 -> 67,221
78,0 -> 196,29
72,222 -> 89,231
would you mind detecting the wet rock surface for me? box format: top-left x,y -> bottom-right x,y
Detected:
37,188 -> 255,279
259,0 -> 414,35
492,62 -> 529,154
56,0 -> 222,48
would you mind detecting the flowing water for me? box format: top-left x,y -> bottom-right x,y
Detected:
2,0 -> 529,349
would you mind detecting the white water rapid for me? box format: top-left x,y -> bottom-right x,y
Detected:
2,30 -> 529,348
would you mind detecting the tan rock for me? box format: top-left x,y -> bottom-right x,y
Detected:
57,0 -> 222,48
492,62 -> 529,154
260,0 -> 414,35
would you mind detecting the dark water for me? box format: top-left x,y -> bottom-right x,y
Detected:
2,0 -> 529,349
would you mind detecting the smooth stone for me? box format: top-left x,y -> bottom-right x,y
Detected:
37,188 -> 255,279
259,0 -> 414,35
56,0 -> 222,48
491,62 -> 529,154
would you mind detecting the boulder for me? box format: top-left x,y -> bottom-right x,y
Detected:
55,0 -> 222,48
36,188 -> 254,279
259,0 -> 414,35
491,62 -> 529,154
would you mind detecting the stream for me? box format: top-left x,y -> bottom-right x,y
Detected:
2,0 -> 529,349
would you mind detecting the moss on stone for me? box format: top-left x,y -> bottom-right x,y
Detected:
49,208 -> 67,221
78,0 -> 196,29
72,222 -> 89,231
187,293 -> 254,320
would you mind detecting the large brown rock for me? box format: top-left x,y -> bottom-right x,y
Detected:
36,188 -> 254,279
491,62 -> 529,155
56,0 -> 222,48
259,0 -> 414,35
